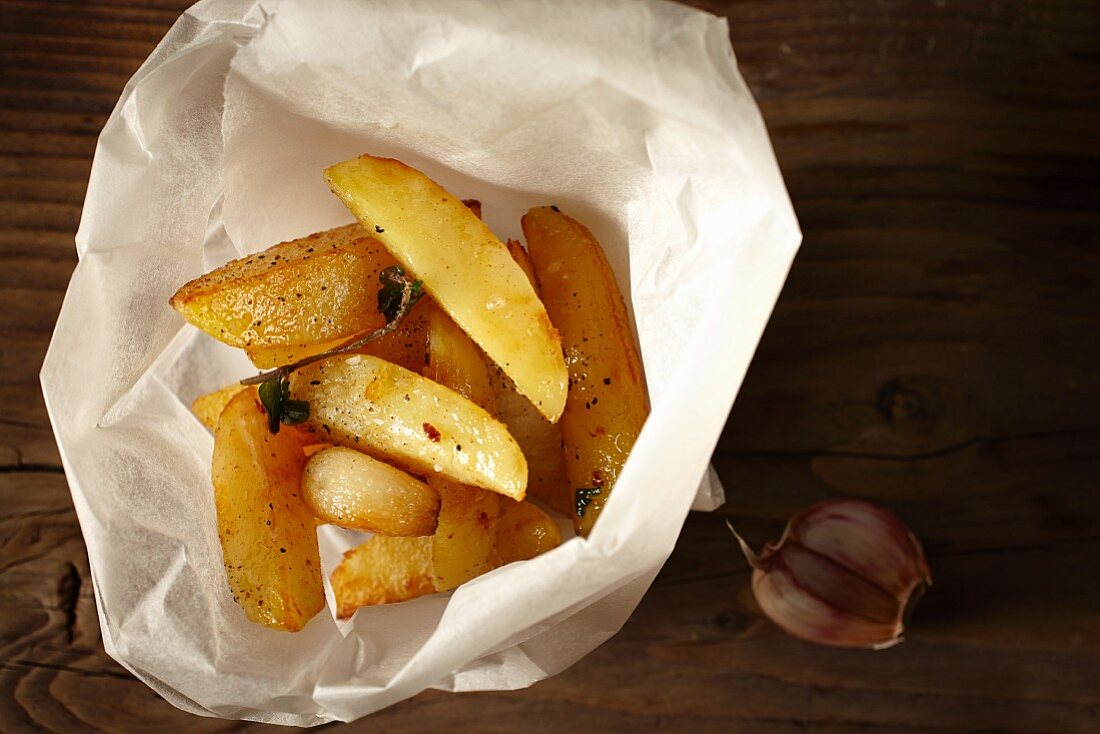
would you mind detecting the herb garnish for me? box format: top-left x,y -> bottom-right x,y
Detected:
242,265 -> 423,433
257,375 -> 309,433
377,265 -> 424,323
575,487 -> 602,519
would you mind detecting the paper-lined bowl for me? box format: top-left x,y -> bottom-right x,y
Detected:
40,0 -> 800,725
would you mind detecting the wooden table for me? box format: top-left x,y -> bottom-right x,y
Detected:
2,1 -> 1097,731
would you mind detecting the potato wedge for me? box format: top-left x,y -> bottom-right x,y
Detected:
302,447 -> 439,536
212,390 -> 324,631
289,354 -> 527,499
523,207 -> 649,535
430,479 -> 500,591
506,239 -> 538,288
170,223 -> 396,361
425,308 -> 501,591
325,154 -> 568,422
492,241 -> 571,515
332,536 -> 433,618
191,383 -> 247,432
491,372 -> 571,517
493,500 -> 563,565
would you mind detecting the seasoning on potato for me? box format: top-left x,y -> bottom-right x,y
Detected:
169,154 -> 645,630
523,206 -> 649,535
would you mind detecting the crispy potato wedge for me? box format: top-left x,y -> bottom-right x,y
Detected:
332,536 -> 433,618
506,239 -> 538,288
302,447 -> 439,536
430,479 -> 500,591
492,241 -> 571,515
212,390 -> 324,631
490,371 -> 571,516
325,154 -> 568,422
170,223 -> 396,362
493,500 -> 563,565
523,207 -> 649,535
289,354 -> 527,499
191,383 -> 247,432
425,308 -> 501,591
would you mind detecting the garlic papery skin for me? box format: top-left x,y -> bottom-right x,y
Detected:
730,499 -> 932,649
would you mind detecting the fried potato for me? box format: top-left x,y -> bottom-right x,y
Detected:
302,447 -> 439,536
493,500 -> 563,566
492,241 -> 571,515
430,479 -> 500,592
191,383 -> 247,432
170,223 -> 396,364
325,154 -> 568,422
425,308 -> 501,591
523,207 -> 649,535
212,390 -> 324,631
289,354 -> 527,499
332,536 -> 433,618
506,239 -> 538,287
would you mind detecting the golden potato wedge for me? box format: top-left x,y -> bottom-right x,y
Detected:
212,390 -> 324,631
191,383 -> 247,432
289,354 -> 527,499
430,479 -> 500,591
492,241 -> 571,515
325,154 -> 568,422
425,308 -> 501,591
491,372 -> 571,517
302,447 -> 439,536
332,536 -> 433,618
493,500 -> 563,565
523,207 -> 649,535
506,239 -> 538,288
425,304 -> 494,408
170,223 -> 396,359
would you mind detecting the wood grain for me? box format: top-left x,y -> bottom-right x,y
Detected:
1,0 -> 1098,731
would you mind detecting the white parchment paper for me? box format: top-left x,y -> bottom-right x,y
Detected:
40,0 -> 800,725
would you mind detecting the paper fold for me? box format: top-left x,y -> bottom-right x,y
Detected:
41,0 -> 800,724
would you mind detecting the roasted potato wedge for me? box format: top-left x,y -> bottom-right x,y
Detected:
493,500 -> 563,565
212,390 -> 324,631
430,479 -> 500,591
332,536 -> 434,618
191,383 -> 247,431
289,354 -> 527,499
425,308 -> 501,591
170,223 -> 396,364
506,238 -> 538,288
492,241 -> 570,515
302,447 -> 439,536
523,207 -> 649,535
325,154 -> 568,422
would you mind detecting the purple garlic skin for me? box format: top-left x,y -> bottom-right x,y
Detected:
732,499 -> 932,649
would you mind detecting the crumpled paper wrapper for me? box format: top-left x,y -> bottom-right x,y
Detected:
40,0 -> 800,725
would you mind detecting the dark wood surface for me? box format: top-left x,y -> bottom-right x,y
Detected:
2,0 -> 1098,731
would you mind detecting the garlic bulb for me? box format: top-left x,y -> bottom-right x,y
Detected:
730,499 -> 931,649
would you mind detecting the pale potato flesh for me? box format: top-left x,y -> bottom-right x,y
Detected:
523,207 -> 649,536
302,446 -> 439,536
212,390 -> 324,631
170,223 -> 395,359
493,500 -> 563,566
331,536 -> 434,618
191,383 -> 247,432
288,354 -> 527,499
325,154 -> 568,422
